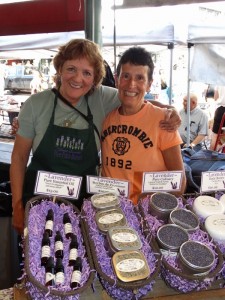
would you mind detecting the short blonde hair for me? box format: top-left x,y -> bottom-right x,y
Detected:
53,39 -> 105,91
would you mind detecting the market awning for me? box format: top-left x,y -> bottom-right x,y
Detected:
0,0 -> 84,36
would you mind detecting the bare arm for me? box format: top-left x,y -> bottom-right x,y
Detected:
162,145 -> 187,195
151,100 -> 181,132
10,134 -> 33,234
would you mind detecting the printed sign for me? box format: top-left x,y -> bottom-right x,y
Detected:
142,171 -> 183,192
34,171 -> 82,199
201,171 -> 225,193
86,176 -> 129,197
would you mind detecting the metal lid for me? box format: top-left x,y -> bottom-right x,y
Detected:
150,192 -> 179,213
112,250 -> 150,282
91,192 -> 120,210
107,226 -> 142,252
95,207 -> 126,233
169,208 -> 199,232
156,224 -> 189,252
179,240 -> 215,273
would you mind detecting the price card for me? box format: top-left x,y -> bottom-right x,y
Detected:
86,175 -> 129,197
142,171 -> 183,192
201,170 -> 225,193
34,170 -> 82,199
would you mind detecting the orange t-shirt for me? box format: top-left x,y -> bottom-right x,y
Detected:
101,102 -> 182,204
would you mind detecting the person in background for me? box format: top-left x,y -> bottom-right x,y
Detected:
101,46 -> 186,204
210,85 -> 225,150
10,39 -> 181,235
179,93 -> 208,151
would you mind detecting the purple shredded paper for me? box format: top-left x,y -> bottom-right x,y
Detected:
25,198 -> 92,300
82,196 -> 160,300
139,195 -> 223,293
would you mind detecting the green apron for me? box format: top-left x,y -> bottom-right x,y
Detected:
23,91 -> 99,209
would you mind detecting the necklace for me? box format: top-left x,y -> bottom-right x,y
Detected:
62,118 -> 73,128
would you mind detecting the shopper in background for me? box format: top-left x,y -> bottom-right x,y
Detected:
101,46 -> 186,204
210,85 -> 225,150
179,93 -> 208,151
10,39 -> 181,235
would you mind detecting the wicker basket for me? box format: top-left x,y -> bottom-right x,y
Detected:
24,195 -> 95,300
81,197 -> 161,300
138,193 -> 224,293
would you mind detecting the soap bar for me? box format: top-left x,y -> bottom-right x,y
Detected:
193,195 -> 224,219
205,214 -> 225,242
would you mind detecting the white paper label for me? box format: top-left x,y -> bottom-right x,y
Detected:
201,171 -> 225,192
55,241 -> 63,252
55,272 -> 65,285
41,245 -> 50,258
69,249 -> 78,261
142,171 -> 183,192
99,213 -> 123,224
87,175 -> 129,197
34,170 -> 82,199
112,232 -> 137,243
116,258 -> 144,272
71,270 -> 81,283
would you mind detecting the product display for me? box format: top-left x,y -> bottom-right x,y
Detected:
106,226 -> 142,256
91,192 -> 120,210
95,207 -> 127,233
169,208 -> 199,232
24,196 -> 95,300
82,196 -> 161,300
205,214 -> 225,242
178,241 -> 215,275
193,195 -> 224,219
149,192 -> 179,221
156,224 -> 189,252
138,194 -> 223,293
112,250 -> 150,282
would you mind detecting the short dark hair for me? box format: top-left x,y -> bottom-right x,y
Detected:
116,47 -> 154,82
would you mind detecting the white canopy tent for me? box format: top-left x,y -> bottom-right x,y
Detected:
186,22 -> 225,145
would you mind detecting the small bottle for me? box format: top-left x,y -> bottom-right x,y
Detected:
63,213 -> 73,239
45,256 -> 55,286
54,231 -> 64,259
45,209 -> 54,237
70,257 -> 82,289
55,258 -> 65,285
41,232 -> 51,266
69,234 -> 78,266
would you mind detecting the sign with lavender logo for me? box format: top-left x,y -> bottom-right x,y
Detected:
86,175 -> 129,197
142,171 -> 183,192
201,170 -> 225,193
34,171 -> 82,199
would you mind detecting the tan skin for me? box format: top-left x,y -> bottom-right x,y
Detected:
117,63 -> 186,194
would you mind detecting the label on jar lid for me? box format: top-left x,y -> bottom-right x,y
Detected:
99,213 -> 124,224
112,250 -> 150,282
112,232 -> 137,243
95,208 -> 126,233
91,192 -> 119,209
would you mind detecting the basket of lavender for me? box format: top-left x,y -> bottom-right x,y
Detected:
24,195 -> 95,300
138,192 -> 224,293
81,195 -> 161,300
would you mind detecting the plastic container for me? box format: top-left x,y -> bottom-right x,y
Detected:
112,250 -> 150,282
106,226 -> 142,256
193,195 -> 224,219
148,192 -> 179,222
156,224 -> 189,252
95,207 -> 126,234
178,241 -> 215,275
205,214 -> 225,242
169,208 -> 199,233
91,192 -> 120,210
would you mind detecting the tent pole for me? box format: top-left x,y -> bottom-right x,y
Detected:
187,42 -> 193,147
168,43 -> 174,105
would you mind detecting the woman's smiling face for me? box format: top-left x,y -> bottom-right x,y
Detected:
117,63 -> 151,111
59,57 -> 95,105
